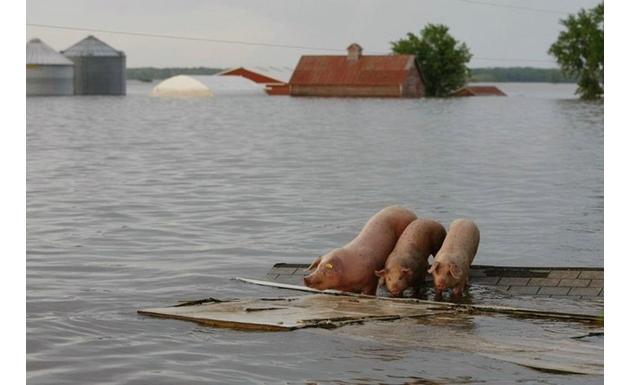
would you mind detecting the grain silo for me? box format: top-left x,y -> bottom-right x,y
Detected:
26,38 -> 74,96
62,35 -> 126,95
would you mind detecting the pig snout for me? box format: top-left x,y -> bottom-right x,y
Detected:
386,282 -> 405,297
304,273 -> 322,288
304,274 -> 317,287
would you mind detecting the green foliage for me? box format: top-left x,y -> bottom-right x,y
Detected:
127,67 -> 224,81
469,67 -> 577,83
548,3 -> 604,99
391,24 -> 472,97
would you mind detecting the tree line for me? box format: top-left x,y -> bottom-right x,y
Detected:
469,68 -> 576,83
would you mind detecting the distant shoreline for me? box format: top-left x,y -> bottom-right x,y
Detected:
469,67 -> 576,83
127,66 -> 576,84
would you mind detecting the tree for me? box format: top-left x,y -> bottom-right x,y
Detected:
391,24 -> 472,97
548,3 -> 604,99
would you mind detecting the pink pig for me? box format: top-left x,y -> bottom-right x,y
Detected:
304,206 -> 417,295
428,218 -> 480,297
375,218 -> 446,297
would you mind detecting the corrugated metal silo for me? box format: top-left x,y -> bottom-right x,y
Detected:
26,38 -> 74,96
62,35 -> 126,95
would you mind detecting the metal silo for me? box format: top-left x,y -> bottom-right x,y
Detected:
26,38 -> 74,96
62,35 -> 126,95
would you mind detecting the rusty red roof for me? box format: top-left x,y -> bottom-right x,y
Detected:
452,86 -> 507,96
218,67 -> 293,84
289,55 -> 419,86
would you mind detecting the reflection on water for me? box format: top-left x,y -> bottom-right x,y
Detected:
27,82 -> 603,384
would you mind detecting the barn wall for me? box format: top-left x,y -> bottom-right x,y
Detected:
266,83 -> 290,95
402,66 -> 425,97
290,85 -> 402,97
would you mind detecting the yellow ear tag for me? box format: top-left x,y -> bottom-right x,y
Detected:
325,263 -> 334,269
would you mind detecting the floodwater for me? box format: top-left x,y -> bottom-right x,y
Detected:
27,82 -> 603,384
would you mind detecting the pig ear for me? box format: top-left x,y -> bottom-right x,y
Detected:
306,256 -> 322,271
374,269 -> 386,278
428,262 -> 439,274
448,262 -> 463,280
401,267 -> 411,276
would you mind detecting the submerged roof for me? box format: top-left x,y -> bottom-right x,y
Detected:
62,35 -> 125,57
151,75 -> 266,97
289,55 -> 418,86
218,66 -> 294,84
26,38 -> 73,66
452,86 -> 507,97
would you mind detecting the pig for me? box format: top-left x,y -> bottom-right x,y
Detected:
375,218 -> 446,297
304,205 -> 417,295
428,218 -> 480,297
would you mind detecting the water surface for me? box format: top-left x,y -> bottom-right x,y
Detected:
27,82 -> 603,384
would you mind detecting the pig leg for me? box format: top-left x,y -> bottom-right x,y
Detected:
452,281 -> 467,297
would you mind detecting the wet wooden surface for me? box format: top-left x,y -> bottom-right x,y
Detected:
139,295 -> 454,331
137,263 -> 604,375
138,294 -> 603,375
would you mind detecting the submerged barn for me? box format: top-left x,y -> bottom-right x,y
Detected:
26,38 -> 74,96
289,43 -> 424,97
62,35 -> 126,95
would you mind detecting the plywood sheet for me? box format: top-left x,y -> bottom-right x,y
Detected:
139,295 -> 453,331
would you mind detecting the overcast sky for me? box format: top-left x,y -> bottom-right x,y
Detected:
26,0 -> 601,68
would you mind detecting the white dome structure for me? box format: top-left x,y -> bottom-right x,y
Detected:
151,75 -> 265,97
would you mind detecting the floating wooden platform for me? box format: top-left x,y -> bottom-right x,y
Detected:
138,263 -> 604,375
138,263 -> 604,330
139,295 -> 454,331
138,292 -> 603,375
